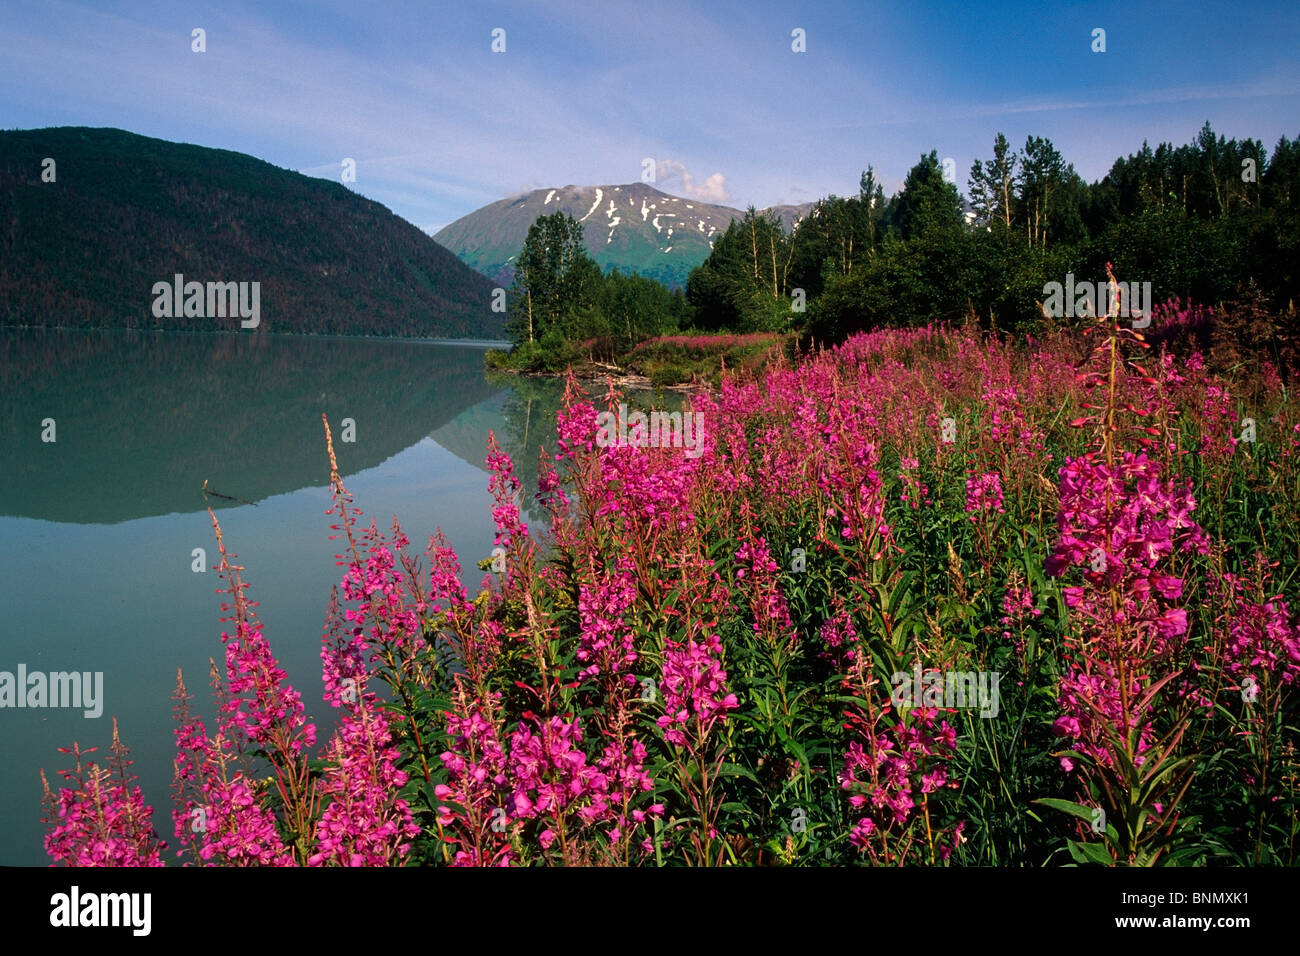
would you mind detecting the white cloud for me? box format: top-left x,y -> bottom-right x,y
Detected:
653,159 -> 731,204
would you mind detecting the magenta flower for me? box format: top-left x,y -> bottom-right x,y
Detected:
1046,451 -> 1207,772
964,471 -> 1006,517
42,727 -> 166,868
576,561 -> 640,682
656,632 -> 739,748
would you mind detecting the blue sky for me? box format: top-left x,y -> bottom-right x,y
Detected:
2,0 -> 1297,234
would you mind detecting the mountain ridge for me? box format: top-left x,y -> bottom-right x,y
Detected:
434,181 -> 813,289
0,127 -> 501,338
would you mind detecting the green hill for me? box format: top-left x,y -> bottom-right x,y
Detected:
0,127 -> 501,338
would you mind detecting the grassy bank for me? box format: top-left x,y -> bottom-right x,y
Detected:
485,330 -> 793,388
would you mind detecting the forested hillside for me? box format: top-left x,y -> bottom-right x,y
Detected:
0,127 -> 501,338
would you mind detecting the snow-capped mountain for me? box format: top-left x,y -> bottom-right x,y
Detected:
434,182 -> 812,289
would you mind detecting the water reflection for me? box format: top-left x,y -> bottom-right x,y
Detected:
0,330 -> 505,524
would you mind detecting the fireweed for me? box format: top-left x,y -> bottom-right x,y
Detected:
41,300 -> 1300,866
41,722 -> 166,867
1205,554 -> 1300,862
1040,269 -> 1218,865
840,703 -> 962,865
167,511 -> 315,865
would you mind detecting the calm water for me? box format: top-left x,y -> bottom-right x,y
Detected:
0,329 -> 564,866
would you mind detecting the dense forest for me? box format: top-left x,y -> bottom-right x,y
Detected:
0,127 -> 500,338
497,122 -> 1299,375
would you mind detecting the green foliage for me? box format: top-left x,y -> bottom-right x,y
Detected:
809,229 -> 983,338
706,123 -> 1300,344
786,172 -> 884,300
506,211 -> 602,345
499,213 -> 688,364
883,150 -> 966,241
623,333 -> 787,388
595,268 -> 689,352
649,363 -> 689,387
686,208 -> 795,332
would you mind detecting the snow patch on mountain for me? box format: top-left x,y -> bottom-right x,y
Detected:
579,188 -> 603,222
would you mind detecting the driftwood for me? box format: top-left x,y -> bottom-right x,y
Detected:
201,478 -> 257,507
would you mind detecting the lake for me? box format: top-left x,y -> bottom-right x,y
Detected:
0,328 -> 567,866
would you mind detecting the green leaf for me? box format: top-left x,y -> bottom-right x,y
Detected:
716,762 -> 760,784
1032,797 -> 1103,826
1067,839 -> 1115,866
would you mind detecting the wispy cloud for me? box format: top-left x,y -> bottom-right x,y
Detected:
0,0 -> 1295,229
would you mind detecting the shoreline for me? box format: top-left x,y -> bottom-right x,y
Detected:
488,361 -> 710,394
0,325 -> 511,349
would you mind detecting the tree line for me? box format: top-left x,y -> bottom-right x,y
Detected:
501,211 -> 689,366
502,122 -> 1299,360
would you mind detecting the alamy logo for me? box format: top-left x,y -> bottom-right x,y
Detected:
595,404 -> 705,459
0,664 -> 103,718
151,273 -> 260,328
1042,273 -> 1151,327
50,886 -> 151,936
890,664 -> 1001,718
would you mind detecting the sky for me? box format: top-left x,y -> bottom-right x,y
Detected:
2,0 -> 1298,235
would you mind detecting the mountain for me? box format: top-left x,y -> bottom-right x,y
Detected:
0,127 -> 501,338
434,182 -> 813,289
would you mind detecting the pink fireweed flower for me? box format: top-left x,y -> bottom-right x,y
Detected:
536,459 -> 571,514
311,632 -> 420,866
597,736 -> 664,849
819,604 -> 862,672
507,715 -> 612,847
656,633 -> 739,747
1000,581 -> 1042,654
555,383 -> 600,463
1053,667 -> 1157,772
816,433 -> 896,558
1198,384 -> 1239,462
219,618 -> 317,756
42,726 -> 167,868
308,703 -> 420,866
436,688 -> 515,867
734,528 -> 796,647
840,706 -> 959,861
486,432 -> 528,551
1218,568 -> 1300,688
427,529 -> 473,618
321,586 -> 369,710
576,561 -> 640,682
1001,584 -> 1042,627
1045,451 -> 1207,772
898,458 -> 933,509
209,511 -> 317,760
338,536 -> 424,654
964,471 -> 1005,518
193,776 -> 295,866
